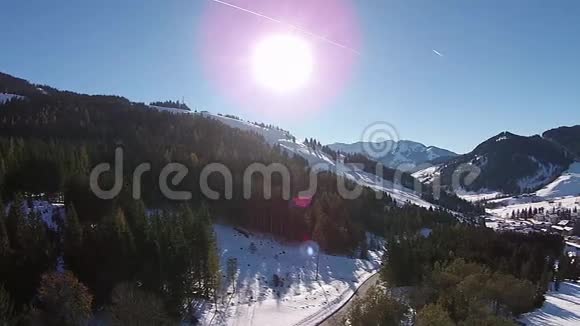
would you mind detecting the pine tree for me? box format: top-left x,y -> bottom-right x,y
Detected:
206,230 -> 220,300
5,193 -> 25,249
121,197 -> 147,252
108,282 -> 171,326
0,198 -> 9,255
64,204 -> 83,272
416,304 -> 454,326
0,284 -> 14,325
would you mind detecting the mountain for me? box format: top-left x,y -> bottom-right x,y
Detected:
431,131 -> 573,194
543,125 -> 580,158
327,140 -> 457,171
535,162 -> 580,199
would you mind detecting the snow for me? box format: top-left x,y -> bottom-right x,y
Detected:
141,108 -> 438,208
5,198 -> 63,231
148,104 -> 195,115
199,224 -> 383,326
147,107 -> 293,146
519,282 -> 580,326
485,163 -> 580,221
276,140 -> 434,208
0,93 -> 24,104
202,112 -> 435,209
36,87 -> 48,95
487,196 -> 580,220
517,156 -> 561,192
327,141 -> 456,171
535,163 -> 580,199
411,166 -> 440,184
205,113 -> 293,145
455,188 -> 504,202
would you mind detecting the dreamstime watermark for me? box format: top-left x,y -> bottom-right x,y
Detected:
89,122 -> 481,202
361,121 -> 400,158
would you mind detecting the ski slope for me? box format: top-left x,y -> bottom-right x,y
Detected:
199,225 -> 383,326
520,282 -> 580,326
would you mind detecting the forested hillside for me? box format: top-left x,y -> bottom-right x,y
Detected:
544,125 -> 580,158
437,132 -> 572,194
0,72 -> 467,323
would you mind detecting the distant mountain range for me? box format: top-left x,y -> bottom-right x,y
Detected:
415,129 -> 580,194
327,140 -> 457,171
2,70 -> 579,199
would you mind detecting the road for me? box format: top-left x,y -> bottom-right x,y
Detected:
318,272 -> 381,326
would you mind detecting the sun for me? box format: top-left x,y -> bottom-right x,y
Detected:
251,34 -> 314,93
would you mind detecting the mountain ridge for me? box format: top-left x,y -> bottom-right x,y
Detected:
327,140 -> 457,171
421,131 -> 575,194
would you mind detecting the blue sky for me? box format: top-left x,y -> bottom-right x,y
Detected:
1,0 -> 579,153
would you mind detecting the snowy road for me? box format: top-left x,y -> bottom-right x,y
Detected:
317,272 -> 381,326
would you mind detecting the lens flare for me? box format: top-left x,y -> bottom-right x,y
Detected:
252,34 -> 314,93
199,0 -> 360,119
300,240 -> 320,258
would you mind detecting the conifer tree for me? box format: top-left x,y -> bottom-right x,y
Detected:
0,198 -> 9,255
0,284 -> 14,325
64,204 -> 83,272
5,193 -> 25,249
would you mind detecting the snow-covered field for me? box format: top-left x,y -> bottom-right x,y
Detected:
487,196 -> 580,219
455,188 -> 504,203
520,282 -> 580,326
199,224 -> 383,326
483,162 -> 580,221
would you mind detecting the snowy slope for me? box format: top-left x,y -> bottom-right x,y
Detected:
517,157 -> 561,192
485,163 -> 580,218
142,108 -> 434,208
148,106 -> 294,145
201,112 -> 434,208
535,162 -> 580,199
519,282 -> 580,326
278,140 -> 433,208
199,225 -> 383,326
0,93 -> 24,104
201,112 -> 293,145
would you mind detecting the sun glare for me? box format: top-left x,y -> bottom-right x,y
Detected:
251,34 -> 314,93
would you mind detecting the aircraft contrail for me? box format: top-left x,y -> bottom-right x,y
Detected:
209,0 -> 361,55
432,49 -> 444,57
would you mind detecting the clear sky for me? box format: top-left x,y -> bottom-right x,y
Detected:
1,0 -> 579,153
